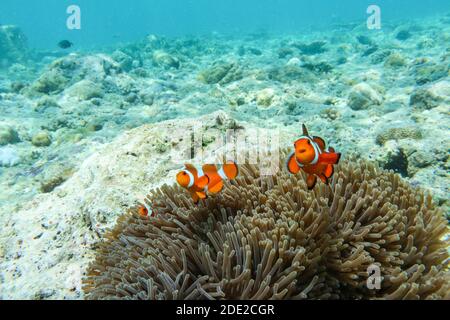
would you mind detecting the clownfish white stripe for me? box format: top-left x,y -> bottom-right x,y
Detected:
144,203 -> 155,217
288,124 -> 341,190
184,169 -> 195,188
196,166 -> 205,178
299,135 -> 322,165
217,166 -> 229,180
310,140 -> 321,165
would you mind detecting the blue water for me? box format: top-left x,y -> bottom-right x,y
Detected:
1,0 -> 449,49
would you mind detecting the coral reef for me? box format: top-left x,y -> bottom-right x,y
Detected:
27,54 -> 121,96
384,52 -> 407,68
65,80 -> 104,101
293,41 -> 327,55
356,35 -> 373,46
256,88 -> 275,107
0,10 -> 449,301
302,61 -> 333,74
0,124 -> 20,145
409,88 -> 441,110
83,158 -> 449,300
31,131 -> 52,147
0,146 -> 20,167
39,167 -> 74,193
152,50 -> 180,69
278,47 -> 294,59
376,127 -> 423,145
111,51 -> 133,72
348,83 -> 383,110
378,147 -> 410,178
198,62 -> 243,85
0,25 -> 28,66
413,62 -> 448,85
31,68 -> 69,95
396,30 -> 412,41
267,64 -> 315,83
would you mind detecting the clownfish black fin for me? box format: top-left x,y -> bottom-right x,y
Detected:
302,124 -> 310,136
336,153 -> 342,164
313,136 -> 326,151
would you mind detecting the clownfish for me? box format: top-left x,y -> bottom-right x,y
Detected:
137,202 -> 155,217
176,161 -> 239,203
286,124 -> 341,190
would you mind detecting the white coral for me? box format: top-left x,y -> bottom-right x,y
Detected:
0,146 -> 20,167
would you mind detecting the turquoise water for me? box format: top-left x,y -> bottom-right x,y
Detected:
0,0 -> 449,48
0,0 -> 449,300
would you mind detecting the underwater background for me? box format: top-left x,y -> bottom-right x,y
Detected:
1,0 -> 450,48
0,0 -> 449,299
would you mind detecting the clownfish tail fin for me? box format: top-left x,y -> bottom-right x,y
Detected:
335,153 -> 342,164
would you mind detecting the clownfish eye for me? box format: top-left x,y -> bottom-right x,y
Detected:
307,140 -> 311,145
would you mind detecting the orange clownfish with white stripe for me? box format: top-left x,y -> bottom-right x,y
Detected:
176,161 -> 239,204
286,124 -> 341,190
137,202 -> 156,217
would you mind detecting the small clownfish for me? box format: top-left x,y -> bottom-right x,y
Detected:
176,161 -> 239,204
286,124 -> 341,190
137,202 -> 154,217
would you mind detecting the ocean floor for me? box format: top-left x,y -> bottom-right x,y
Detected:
0,13 -> 449,299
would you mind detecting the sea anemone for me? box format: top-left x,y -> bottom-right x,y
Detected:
83,158 -> 449,300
